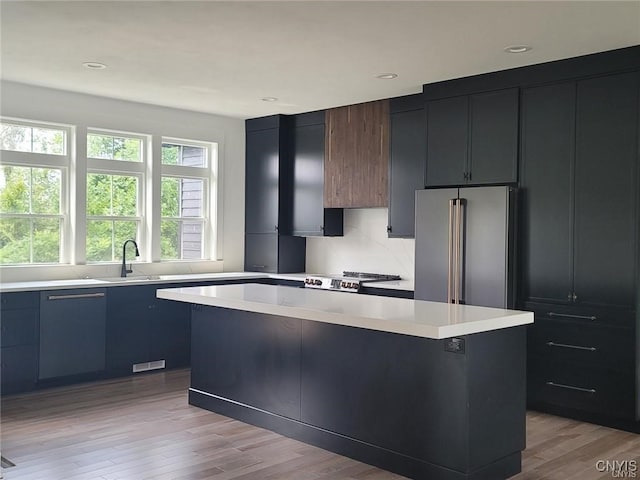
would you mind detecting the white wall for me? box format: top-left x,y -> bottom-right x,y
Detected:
0,81 -> 245,281
306,208 -> 415,280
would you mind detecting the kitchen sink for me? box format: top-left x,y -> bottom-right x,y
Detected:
95,275 -> 163,282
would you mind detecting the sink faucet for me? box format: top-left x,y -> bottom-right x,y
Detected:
121,239 -> 140,277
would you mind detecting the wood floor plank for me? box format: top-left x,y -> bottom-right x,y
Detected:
2,368 -> 639,480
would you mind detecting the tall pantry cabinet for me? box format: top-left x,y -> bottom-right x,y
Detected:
244,115 -> 305,273
520,71 -> 640,421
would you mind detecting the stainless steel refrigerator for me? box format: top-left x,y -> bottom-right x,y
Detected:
414,186 -> 517,308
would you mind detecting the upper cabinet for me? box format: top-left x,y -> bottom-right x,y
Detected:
245,115 -> 291,235
520,72 -> 639,309
324,100 -> 390,208
244,115 -> 305,273
388,94 -> 426,238
291,112 -> 343,236
426,88 -> 519,187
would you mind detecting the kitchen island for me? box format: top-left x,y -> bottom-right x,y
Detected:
157,283 -> 533,480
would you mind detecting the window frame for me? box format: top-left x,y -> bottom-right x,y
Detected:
160,137 -> 216,261
0,118 -> 71,265
85,128 -> 147,264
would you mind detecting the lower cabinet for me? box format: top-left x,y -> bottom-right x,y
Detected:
106,284 -> 191,374
525,302 -> 637,421
1,292 -> 39,394
39,289 -> 107,380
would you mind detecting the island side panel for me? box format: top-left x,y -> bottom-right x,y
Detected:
190,306 -> 302,420
467,326 -> 527,471
300,320 -> 471,472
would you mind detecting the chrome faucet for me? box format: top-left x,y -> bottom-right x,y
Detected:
121,239 -> 140,277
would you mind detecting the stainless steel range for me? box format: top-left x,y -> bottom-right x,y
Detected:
304,271 -> 401,293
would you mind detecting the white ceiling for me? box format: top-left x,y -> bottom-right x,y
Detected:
1,1 -> 639,119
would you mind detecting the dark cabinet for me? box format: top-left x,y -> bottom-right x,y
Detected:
388,94 -> 426,238
245,115 -> 305,273
573,73 -> 638,309
524,303 -> 636,420
192,307 -> 302,420
520,73 -> 639,309
426,88 -> 518,186
1,292 -> 39,394
245,115 -> 288,235
292,111 -> 343,236
39,289 -> 107,380
244,234 -> 306,274
107,284 -> 191,374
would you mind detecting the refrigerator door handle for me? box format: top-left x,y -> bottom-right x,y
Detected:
453,198 -> 462,304
457,198 -> 466,304
448,199 -> 456,303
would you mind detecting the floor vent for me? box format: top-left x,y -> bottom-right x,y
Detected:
132,360 -> 166,373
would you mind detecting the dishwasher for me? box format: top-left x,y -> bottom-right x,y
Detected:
39,288 -> 107,380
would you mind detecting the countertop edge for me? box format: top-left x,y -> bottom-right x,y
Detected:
157,286 -> 533,340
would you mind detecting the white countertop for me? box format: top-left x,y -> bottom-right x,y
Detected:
157,283 -> 532,339
0,272 -> 414,293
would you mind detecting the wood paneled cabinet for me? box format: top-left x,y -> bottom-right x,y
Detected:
388,94 -> 426,238
324,100 -> 389,208
520,72 -> 639,309
292,111 -> 343,236
426,88 -> 518,187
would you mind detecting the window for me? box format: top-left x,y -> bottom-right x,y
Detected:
1,122 -> 66,155
160,139 -> 212,260
0,118 -> 219,267
0,120 -> 69,264
86,129 -> 145,263
87,132 -> 142,162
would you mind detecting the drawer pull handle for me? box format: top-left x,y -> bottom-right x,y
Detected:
546,381 -> 596,394
546,341 -> 597,352
548,312 -> 597,321
47,292 -> 105,301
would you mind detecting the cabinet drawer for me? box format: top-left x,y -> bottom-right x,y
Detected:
1,308 -> 38,347
1,291 -> 39,310
1,345 -> 37,389
528,358 -> 636,419
524,302 -> 635,328
527,321 -> 634,370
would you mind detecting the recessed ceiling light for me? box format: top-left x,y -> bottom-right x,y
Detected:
261,97 -> 278,102
82,62 -> 107,69
376,73 -> 398,79
504,45 -> 532,54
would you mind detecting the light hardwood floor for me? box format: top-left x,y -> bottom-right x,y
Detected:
1,369 -> 638,479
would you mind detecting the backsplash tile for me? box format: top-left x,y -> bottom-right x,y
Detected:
305,208 -> 415,280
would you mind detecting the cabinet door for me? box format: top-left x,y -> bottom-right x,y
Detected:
39,289 -> 107,379
149,298 -> 191,368
469,88 -> 519,184
292,122 -> 325,236
425,96 -> 468,186
388,108 -> 426,237
1,345 -> 37,393
574,72 -> 639,309
245,128 -> 280,234
520,83 -> 575,304
106,286 -> 152,371
244,233 -> 278,273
